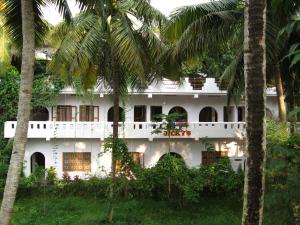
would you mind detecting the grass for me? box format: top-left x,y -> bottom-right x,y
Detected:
11,195 -> 242,225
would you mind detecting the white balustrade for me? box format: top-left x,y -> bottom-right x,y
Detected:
4,121 -> 248,140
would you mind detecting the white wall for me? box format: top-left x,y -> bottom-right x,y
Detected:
24,138 -> 245,178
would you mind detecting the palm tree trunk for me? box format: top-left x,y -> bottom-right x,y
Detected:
0,0 -> 35,224
289,73 -> 296,134
107,57 -> 119,223
242,0 -> 267,225
274,58 -> 286,122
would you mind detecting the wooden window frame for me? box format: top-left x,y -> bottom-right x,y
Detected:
63,152 -> 91,172
202,151 -> 228,166
134,105 -> 147,122
55,105 -> 77,122
79,105 -> 99,122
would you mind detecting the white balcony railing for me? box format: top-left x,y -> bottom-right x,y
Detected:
4,121 -> 247,140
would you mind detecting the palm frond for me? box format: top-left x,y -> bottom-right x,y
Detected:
47,0 -> 72,22
111,12 -> 146,78
171,10 -> 243,61
164,0 -> 240,41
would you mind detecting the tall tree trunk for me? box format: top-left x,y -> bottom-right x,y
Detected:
289,73 -> 296,134
107,57 -> 119,223
274,58 -> 286,122
0,0 -> 35,224
242,0 -> 267,225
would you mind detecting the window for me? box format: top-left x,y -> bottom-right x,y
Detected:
63,152 -> 91,172
80,106 -> 99,122
224,106 -> 234,122
150,106 -> 162,121
130,152 -> 144,167
107,107 -> 124,122
199,107 -> 218,122
56,106 -> 76,121
202,151 -> 228,165
238,107 -> 245,122
169,106 -> 188,122
115,152 -> 144,172
134,105 -> 146,122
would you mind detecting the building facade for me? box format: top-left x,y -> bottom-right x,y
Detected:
4,78 -> 278,178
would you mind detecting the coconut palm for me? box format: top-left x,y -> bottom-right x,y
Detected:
0,1 -> 71,224
163,0 -> 291,121
48,0 -> 167,221
0,1 -> 35,224
242,0 -> 267,224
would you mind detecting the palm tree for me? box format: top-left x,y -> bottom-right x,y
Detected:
48,1 -> 166,221
0,1 -> 71,224
163,0 -> 288,121
0,1 -> 35,224
242,0 -> 267,224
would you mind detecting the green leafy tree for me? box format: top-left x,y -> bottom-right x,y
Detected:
151,113 -> 188,195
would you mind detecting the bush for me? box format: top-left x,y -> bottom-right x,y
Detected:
265,133 -> 300,225
17,155 -> 244,204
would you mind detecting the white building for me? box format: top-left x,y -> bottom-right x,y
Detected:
4,77 -> 278,178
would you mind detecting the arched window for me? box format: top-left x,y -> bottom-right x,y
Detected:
31,152 -> 45,173
30,106 -> 49,121
159,152 -> 184,161
199,107 -> 218,122
168,106 -> 188,122
107,107 -> 124,122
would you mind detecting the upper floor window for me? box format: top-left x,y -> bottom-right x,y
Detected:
54,105 -> 77,121
150,106 -> 162,121
224,106 -> 234,122
169,106 -> 188,122
238,107 -> 245,122
30,106 -> 49,121
79,106 -> 99,122
199,107 -> 218,122
107,107 -> 124,122
134,105 -> 146,122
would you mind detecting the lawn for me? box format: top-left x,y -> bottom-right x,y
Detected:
11,195 -> 242,225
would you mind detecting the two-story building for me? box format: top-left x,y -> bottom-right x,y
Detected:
4,77 -> 278,178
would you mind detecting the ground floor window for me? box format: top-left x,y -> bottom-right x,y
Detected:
115,152 -> 144,172
63,152 -> 91,172
202,151 -> 228,165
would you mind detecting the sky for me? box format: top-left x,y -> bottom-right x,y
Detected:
42,0 -> 207,25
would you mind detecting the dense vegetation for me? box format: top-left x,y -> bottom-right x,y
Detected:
0,66 -> 64,192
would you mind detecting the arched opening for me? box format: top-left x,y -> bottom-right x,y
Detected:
31,152 -> 45,173
30,106 -> 49,121
168,106 -> 188,122
107,107 -> 124,122
159,152 -> 184,161
199,107 -> 218,122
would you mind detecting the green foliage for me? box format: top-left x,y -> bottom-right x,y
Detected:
265,133 -> 300,225
266,120 -> 289,145
103,137 -> 140,175
151,113 -> 188,136
0,67 -> 64,191
19,155 -> 243,205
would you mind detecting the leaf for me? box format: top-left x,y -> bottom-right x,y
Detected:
289,53 -> 300,69
287,106 -> 300,119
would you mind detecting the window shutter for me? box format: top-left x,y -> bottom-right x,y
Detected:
93,106 -> 99,122
72,106 -> 77,121
52,106 -> 57,121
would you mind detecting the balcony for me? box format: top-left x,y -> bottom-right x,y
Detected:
4,121 -> 246,140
